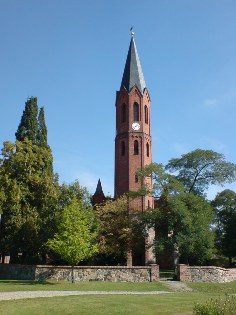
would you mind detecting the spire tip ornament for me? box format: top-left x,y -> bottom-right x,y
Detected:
130,26 -> 134,37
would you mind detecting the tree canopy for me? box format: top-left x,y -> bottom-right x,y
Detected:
47,198 -> 98,281
95,196 -> 134,257
212,189 -> 236,264
0,139 -> 58,263
166,149 -> 236,196
15,97 -> 39,144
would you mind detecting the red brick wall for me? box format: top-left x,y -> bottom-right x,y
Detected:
114,86 -> 154,212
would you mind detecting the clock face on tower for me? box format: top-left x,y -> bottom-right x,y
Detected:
132,122 -> 140,131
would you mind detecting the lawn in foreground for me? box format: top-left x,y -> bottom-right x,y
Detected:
0,281 -> 236,315
0,280 -> 169,292
0,292 -> 229,315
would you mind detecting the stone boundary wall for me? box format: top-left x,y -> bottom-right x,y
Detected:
0,264 -> 159,282
177,264 -> 236,283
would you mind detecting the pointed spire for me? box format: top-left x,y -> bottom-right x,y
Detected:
95,178 -> 104,195
92,179 -> 106,206
120,34 -> 146,95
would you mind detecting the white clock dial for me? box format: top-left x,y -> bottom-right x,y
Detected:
132,122 -> 140,131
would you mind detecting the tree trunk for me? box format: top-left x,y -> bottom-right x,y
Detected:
71,265 -> 75,283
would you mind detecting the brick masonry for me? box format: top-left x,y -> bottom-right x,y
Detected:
0,264 -> 159,282
177,264 -> 236,283
114,86 -> 154,212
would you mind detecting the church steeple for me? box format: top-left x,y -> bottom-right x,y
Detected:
115,33 -> 155,266
120,34 -> 146,95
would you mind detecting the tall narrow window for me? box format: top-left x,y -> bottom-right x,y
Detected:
144,105 -> 148,124
122,103 -> 126,123
134,140 -> 139,155
146,142 -> 149,157
133,102 -> 139,121
148,200 -> 150,208
135,174 -> 138,183
121,141 -> 125,156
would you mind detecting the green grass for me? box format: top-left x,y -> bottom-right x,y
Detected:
0,293 -> 221,315
188,281 -> 236,294
0,280 -> 169,292
0,281 -> 235,315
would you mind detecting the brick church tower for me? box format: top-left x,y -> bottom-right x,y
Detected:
114,32 -> 155,265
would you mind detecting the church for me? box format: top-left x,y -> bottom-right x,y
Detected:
93,32 -> 155,266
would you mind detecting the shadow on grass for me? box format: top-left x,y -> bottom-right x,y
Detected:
0,280 -> 56,286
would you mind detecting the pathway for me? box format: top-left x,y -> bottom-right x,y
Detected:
0,290 -> 172,301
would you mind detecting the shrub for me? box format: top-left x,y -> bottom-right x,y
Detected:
193,295 -> 236,315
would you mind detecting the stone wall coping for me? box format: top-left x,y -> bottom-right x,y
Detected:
5,264 -> 153,270
187,266 -> 231,271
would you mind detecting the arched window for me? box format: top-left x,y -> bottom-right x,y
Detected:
133,102 -> 139,121
134,140 -> 139,155
144,105 -> 148,124
121,141 -> 125,156
146,142 -> 149,157
135,174 -> 138,183
121,103 -> 126,123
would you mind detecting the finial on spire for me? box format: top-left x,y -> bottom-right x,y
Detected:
130,26 -> 134,37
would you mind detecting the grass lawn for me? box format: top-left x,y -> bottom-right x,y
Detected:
0,280 -> 235,315
0,280 -> 168,292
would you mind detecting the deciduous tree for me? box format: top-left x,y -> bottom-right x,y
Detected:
212,189 -> 236,265
95,196 -> 135,258
47,198 -> 98,282
0,139 -> 59,263
137,162 -> 215,266
166,149 -> 236,196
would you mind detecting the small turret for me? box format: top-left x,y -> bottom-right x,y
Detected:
92,178 -> 106,206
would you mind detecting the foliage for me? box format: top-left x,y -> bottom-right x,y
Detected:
0,139 -> 58,262
58,180 -> 92,210
95,196 -> 135,256
136,163 -> 185,199
193,295 -> 236,315
137,163 -> 215,265
173,193 -> 215,264
0,98 -> 59,263
15,97 -> 39,144
37,107 -> 48,148
47,197 -> 98,281
142,192 -> 215,265
166,149 -> 236,196
212,189 -> 236,264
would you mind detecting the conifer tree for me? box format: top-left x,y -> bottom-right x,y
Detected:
37,107 -> 48,148
15,97 -> 38,144
37,106 -> 54,176
0,97 -> 57,263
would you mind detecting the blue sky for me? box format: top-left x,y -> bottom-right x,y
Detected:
1,0 -> 235,199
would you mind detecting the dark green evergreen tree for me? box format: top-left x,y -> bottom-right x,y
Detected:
15,97 -> 38,144
37,107 -> 48,148
37,106 -> 54,176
